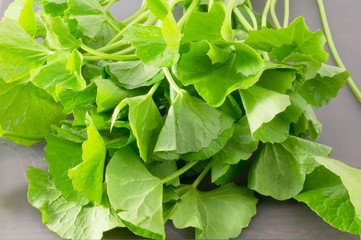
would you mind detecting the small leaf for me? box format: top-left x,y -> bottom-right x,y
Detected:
169,184 -> 258,239
106,147 -> 165,239
68,121 -> 106,204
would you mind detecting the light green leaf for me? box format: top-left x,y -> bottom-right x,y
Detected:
154,91 -> 230,154
39,12 -> 80,50
0,79 -> 65,145
118,94 -> 164,162
4,0 -> 36,36
297,64 -> 348,108
295,163 -> 361,234
42,0 -> 68,16
169,184 -> 257,239
94,78 -> 143,112
124,24 -> 178,67
162,13 -> 181,51
0,125 -> 3,137
106,147 -> 165,239
31,50 -> 86,100
27,167 -> 121,239
245,16 -> 328,64
240,85 -> 290,136
105,60 -> 160,89
0,18 -> 50,82
68,121 -> 106,205
177,41 -> 264,107
212,117 -> 258,183
181,2 -> 226,44
248,137 -> 332,200
45,135 -> 89,205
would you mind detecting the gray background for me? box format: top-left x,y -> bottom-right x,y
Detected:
1,0 -> 361,239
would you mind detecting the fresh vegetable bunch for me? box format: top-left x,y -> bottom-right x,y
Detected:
0,0 -> 361,239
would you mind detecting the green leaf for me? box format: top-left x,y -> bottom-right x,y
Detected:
0,18 -> 50,82
0,125 -> 3,137
4,0 -> 37,36
212,117 -> 258,183
68,121 -> 106,204
66,0 -> 117,48
0,79 -> 65,145
248,137 -> 332,200
42,0 -> 68,16
39,12 -> 80,50
245,16 -> 328,65
181,2 -> 226,44
177,41 -> 264,107
168,184 -> 258,239
297,64 -> 348,108
115,94 -> 164,162
106,147 -> 165,239
240,85 -> 290,139
27,167 -> 121,239
295,162 -> 361,234
94,78 -> 143,112
105,60 -> 161,89
124,24 -> 178,67
154,91 -> 232,155
292,104 -> 322,140
31,50 -> 86,100
45,134 -> 89,205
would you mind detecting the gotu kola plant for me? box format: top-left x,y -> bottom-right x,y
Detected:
0,0 -> 361,239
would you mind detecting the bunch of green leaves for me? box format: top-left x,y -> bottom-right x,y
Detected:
1,0 -> 361,239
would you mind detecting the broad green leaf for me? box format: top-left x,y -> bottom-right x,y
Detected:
181,2 -> 226,44
154,91 -> 230,154
256,68 -> 296,94
58,83 -> 97,114
106,147 -> 165,239
169,184 -> 257,239
27,167 -> 121,239
105,60 -> 160,89
68,121 -> 106,204
177,41 -> 264,107
146,0 -> 169,20
297,64 -> 348,108
295,164 -> 361,234
43,0 -> 68,16
94,78 -> 143,112
240,85 -> 290,136
245,17 -> 328,65
4,0 -> 36,36
45,135 -> 88,205
66,0 -> 117,48
147,161 -> 180,186
248,137 -> 332,200
0,79 -> 65,145
124,24 -> 178,67
31,50 -> 86,100
162,13 -> 181,51
212,117 -> 258,183
116,94 -> 164,162
0,19 -> 50,82
39,13 -> 80,50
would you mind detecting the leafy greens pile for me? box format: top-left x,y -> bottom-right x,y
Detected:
1,0 -> 361,239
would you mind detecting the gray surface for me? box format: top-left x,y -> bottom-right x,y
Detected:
1,0 -> 361,239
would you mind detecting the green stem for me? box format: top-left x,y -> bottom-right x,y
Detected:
147,80 -> 162,96
316,0 -> 361,103
108,10 -> 151,45
122,2 -> 147,25
115,46 -> 136,55
244,5 -> 258,30
245,0 -> 253,10
192,161 -> 212,188
161,161 -> 198,184
234,8 -> 253,31
270,0 -> 281,29
80,43 -> 138,61
105,0 -> 117,12
177,0 -> 200,29
96,41 -> 130,53
163,67 -> 182,94
283,0 -> 290,27
261,0 -> 272,27
83,55 -> 104,62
